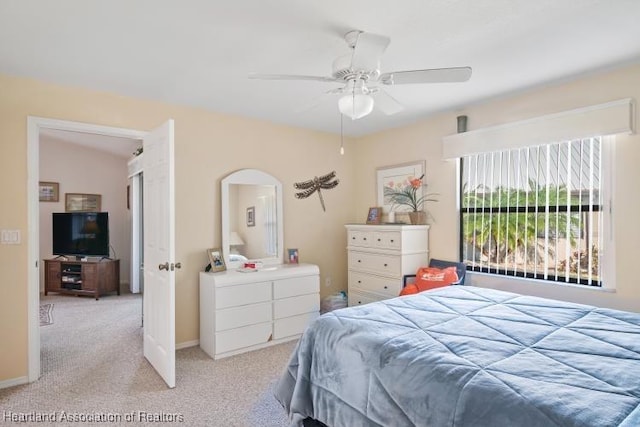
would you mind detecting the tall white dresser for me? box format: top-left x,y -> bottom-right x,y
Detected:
345,224 -> 429,305
199,263 -> 320,359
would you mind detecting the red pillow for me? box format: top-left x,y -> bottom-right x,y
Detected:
399,283 -> 419,296
415,266 -> 459,292
400,267 -> 459,296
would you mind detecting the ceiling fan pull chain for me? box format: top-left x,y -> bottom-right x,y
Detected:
340,114 -> 344,155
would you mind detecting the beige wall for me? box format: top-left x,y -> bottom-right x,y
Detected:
352,62 -> 640,312
2,61 -> 639,384
39,138 -> 131,290
0,73 -> 355,383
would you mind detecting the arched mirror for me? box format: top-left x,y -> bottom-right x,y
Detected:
221,169 -> 284,269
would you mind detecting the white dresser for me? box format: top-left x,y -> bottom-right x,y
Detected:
199,263 -> 320,359
345,224 -> 429,305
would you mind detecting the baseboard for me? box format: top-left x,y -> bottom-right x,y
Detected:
0,376 -> 28,390
176,339 -> 199,350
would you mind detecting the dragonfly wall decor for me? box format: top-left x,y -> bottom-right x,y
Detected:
294,171 -> 339,212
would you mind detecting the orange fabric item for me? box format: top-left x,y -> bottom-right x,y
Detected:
400,266 -> 459,296
415,266 -> 459,291
399,283 -> 419,296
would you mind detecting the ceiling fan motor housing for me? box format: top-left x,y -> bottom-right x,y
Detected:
332,54 -> 380,81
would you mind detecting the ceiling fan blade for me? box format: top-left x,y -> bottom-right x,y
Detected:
380,67 -> 472,85
293,87 -> 345,113
372,90 -> 404,116
248,73 -> 339,83
350,31 -> 391,72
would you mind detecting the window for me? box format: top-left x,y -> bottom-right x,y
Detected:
460,137 -> 607,287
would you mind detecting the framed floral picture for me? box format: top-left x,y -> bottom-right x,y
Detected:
376,161 -> 425,213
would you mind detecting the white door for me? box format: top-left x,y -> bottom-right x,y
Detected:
143,120 -> 176,388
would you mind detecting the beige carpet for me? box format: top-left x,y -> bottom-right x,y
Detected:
0,293 -> 294,426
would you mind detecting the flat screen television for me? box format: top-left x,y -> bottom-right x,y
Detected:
52,212 -> 110,258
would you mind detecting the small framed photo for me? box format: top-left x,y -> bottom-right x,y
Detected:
65,193 -> 101,212
366,207 -> 382,225
39,181 -> 59,202
207,248 -> 226,272
288,248 -> 299,264
246,206 -> 255,227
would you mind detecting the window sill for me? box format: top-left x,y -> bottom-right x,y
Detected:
467,271 -> 616,294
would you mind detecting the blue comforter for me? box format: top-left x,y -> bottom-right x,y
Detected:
275,286 -> 640,427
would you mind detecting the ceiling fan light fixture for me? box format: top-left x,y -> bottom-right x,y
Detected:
338,93 -> 374,120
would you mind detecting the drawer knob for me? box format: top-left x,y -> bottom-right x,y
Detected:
384,286 -> 388,289
383,263 -> 388,267
363,237 -> 367,240
358,280 -> 362,283
358,301 -> 362,304
352,236 -> 355,240
377,238 -> 381,241
391,239 -> 394,243
358,260 -> 361,263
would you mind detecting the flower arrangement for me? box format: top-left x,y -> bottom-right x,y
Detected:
384,174 -> 438,213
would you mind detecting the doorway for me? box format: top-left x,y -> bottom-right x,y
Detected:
27,117 -> 147,381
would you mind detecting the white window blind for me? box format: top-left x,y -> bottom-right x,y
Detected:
461,138 -> 604,286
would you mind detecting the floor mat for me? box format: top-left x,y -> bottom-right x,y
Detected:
40,303 -> 54,326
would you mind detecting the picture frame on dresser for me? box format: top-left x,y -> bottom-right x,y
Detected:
207,248 -> 226,272
376,161 -> 425,213
366,207 -> 382,224
288,248 -> 299,264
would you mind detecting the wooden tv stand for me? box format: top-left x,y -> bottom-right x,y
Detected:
44,258 -> 120,300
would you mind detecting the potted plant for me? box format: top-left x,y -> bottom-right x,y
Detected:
384,174 -> 438,224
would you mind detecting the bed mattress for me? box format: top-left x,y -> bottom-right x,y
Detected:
275,286 -> 640,427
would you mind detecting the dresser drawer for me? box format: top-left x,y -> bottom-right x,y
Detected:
348,291 -> 380,307
349,271 -> 402,298
348,251 -> 401,276
215,302 -> 272,332
273,311 -> 320,340
273,293 -> 319,319
347,230 -> 374,248
215,322 -> 272,354
273,275 -> 319,299
215,281 -> 271,309
371,231 -> 401,250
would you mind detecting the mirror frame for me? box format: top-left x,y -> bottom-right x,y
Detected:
221,169 -> 284,269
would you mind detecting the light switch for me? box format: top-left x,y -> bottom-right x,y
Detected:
0,229 -> 21,244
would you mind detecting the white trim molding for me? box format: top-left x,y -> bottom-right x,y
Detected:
443,98 -> 635,159
176,340 -> 199,350
0,376 -> 29,390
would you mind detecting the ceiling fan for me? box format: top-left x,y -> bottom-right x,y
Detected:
249,30 -> 472,120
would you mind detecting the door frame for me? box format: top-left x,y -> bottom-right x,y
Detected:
27,117 -> 147,382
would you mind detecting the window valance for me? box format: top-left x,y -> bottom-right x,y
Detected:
442,98 -> 634,159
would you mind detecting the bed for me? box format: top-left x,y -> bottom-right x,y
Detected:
274,286 -> 640,427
